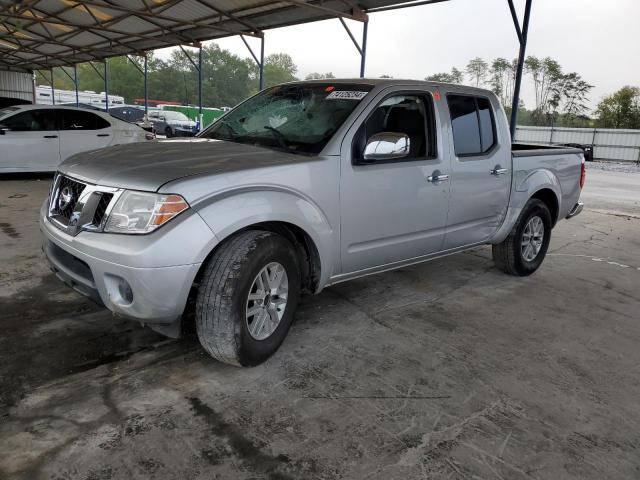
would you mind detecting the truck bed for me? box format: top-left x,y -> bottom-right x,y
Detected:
512,142 -> 584,157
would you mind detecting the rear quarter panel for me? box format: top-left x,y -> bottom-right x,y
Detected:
490,150 -> 583,244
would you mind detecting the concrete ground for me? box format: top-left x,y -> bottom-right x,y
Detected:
1,163 -> 639,479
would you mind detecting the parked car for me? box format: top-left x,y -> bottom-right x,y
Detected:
148,110 -> 197,137
108,106 -> 154,133
59,102 -> 104,111
0,105 -> 152,173
41,80 -> 585,366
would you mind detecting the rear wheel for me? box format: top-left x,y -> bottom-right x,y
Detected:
195,230 -> 300,366
492,199 -> 552,276
165,126 -> 173,138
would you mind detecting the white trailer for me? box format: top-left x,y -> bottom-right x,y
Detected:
35,85 -> 124,107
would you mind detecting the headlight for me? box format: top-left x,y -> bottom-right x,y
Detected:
104,191 -> 189,234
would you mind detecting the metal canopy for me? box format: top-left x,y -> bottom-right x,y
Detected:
0,0 -> 420,70
0,0 -> 532,133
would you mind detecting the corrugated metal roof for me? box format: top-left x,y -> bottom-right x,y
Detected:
0,0 -> 427,70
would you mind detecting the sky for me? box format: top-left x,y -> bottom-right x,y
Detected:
155,0 -> 640,111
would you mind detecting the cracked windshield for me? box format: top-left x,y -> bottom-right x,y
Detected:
201,83 -> 373,154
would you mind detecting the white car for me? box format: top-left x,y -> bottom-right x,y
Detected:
0,105 -> 152,173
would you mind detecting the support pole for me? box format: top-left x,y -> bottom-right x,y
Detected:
74,64 -> 79,107
104,59 -> 109,110
241,34 -> 265,91
144,55 -> 148,116
259,35 -> 265,90
338,17 -> 368,78
509,0 -> 532,139
198,45 -> 203,114
360,20 -> 368,78
50,69 -> 55,105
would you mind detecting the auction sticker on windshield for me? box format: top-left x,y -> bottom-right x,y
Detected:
326,91 -> 369,100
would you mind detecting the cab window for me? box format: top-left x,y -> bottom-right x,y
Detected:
353,93 -> 437,162
447,94 -> 496,156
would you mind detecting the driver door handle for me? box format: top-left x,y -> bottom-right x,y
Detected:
43,135 -> 58,138
427,174 -> 449,183
491,168 -> 508,175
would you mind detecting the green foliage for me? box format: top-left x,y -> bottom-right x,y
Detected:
524,56 -> 593,124
253,53 -> 298,90
425,67 -> 463,84
465,57 -> 488,87
36,47 -> 298,109
595,86 -> 640,129
489,58 -> 517,107
305,72 -> 335,80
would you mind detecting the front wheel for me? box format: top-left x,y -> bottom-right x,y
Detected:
195,230 -> 300,366
492,199 -> 552,276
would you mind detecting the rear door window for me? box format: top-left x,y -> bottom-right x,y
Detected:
447,95 -> 496,156
61,110 -> 110,130
477,97 -> 496,153
3,109 -> 57,132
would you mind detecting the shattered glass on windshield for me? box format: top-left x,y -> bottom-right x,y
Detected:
200,83 -> 373,154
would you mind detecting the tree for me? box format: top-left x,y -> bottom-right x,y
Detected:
425,67 -> 463,84
525,56 -> 593,125
555,72 -> 593,120
465,57 -> 488,87
250,53 -> 298,89
595,86 -> 640,129
524,56 -> 564,121
489,57 -> 517,108
305,72 -> 335,80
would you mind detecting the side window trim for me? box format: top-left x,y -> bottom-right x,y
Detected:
352,89 -> 438,166
446,93 -> 498,159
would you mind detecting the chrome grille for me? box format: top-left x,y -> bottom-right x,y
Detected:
48,174 -> 120,236
49,176 -> 86,225
92,193 -> 114,227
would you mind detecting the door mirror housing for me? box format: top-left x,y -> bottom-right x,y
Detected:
363,132 -> 410,162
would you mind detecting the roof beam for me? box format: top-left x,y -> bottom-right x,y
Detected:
282,0 -> 368,22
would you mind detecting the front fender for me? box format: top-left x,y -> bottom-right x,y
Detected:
193,186 -> 336,288
490,169 -> 561,244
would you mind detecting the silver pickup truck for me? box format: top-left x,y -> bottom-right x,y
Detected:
41,79 -> 585,366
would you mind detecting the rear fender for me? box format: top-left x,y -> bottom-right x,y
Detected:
490,169 -> 561,244
193,186 -> 335,288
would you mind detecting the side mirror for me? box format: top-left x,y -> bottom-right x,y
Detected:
363,132 -> 410,162
0,124 -> 8,135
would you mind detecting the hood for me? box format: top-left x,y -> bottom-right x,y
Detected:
58,138 -> 309,191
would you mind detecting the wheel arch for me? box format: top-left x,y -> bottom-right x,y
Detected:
531,187 -> 559,226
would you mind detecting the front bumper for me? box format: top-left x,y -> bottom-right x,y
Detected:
173,127 -> 197,137
40,201 -> 216,325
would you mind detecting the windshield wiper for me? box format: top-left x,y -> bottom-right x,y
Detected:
263,125 -> 294,152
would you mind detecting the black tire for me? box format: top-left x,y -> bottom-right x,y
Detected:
164,126 -> 173,138
492,199 -> 552,276
195,230 -> 300,366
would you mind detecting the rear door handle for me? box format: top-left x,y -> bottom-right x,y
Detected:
97,133 -> 110,137
491,168 -> 508,175
427,174 -> 450,183
43,135 -> 58,138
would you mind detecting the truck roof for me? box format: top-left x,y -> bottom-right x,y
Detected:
286,78 -> 493,94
